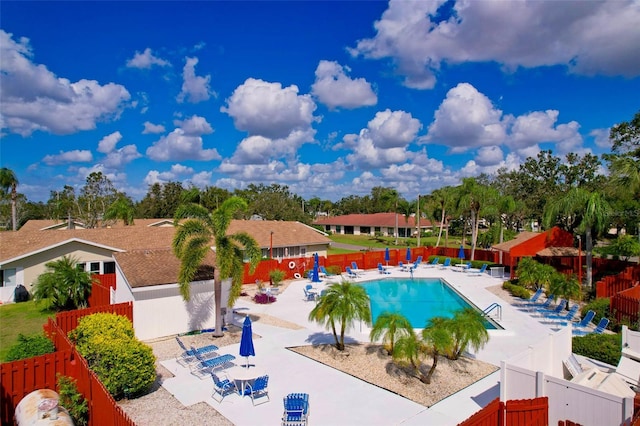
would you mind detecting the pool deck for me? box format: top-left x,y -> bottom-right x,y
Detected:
160,264 -> 559,425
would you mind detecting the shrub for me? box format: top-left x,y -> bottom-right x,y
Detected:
581,298 -> 610,326
572,333 -> 621,366
326,265 -> 341,275
269,269 -> 285,287
502,282 -> 531,300
253,293 -> 276,304
57,374 -> 88,426
70,313 -> 156,399
5,333 -> 55,361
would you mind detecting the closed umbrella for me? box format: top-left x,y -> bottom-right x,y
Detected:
406,247 -> 412,263
239,315 -> 255,368
458,245 -> 465,264
384,247 -> 390,267
311,253 -> 321,283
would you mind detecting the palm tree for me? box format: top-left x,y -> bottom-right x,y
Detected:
549,273 -> 581,308
0,167 -> 19,231
543,188 -> 611,291
428,186 -> 456,248
445,308 -> 490,360
420,316 -> 453,384
369,311 -> 414,355
104,194 -> 135,225
392,330 -> 427,381
33,255 -> 95,311
308,281 -> 371,350
173,197 -> 262,337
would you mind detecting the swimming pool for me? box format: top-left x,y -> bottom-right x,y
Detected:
362,277 -> 498,329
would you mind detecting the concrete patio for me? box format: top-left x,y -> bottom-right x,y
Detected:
159,264 -> 560,425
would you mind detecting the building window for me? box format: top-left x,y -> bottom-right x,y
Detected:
335,226 -> 341,233
1,268 -> 17,287
103,262 -> 116,274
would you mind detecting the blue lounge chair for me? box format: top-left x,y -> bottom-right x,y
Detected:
244,375 -> 270,406
191,353 -> 236,379
377,263 -> 390,274
351,262 -> 362,273
175,336 -> 219,365
282,393 -> 310,426
527,294 -> 554,312
438,258 -> 451,269
425,258 -> 439,268
320,266 -> 335,276
535,298 -> 567,316
542,304 -> 580,323
211,372 -> 236,402
397,262 -> 408,271
572,310 -> 596,329
345,266 -> 359,278
573,317 -> 610,336
517,288 -> 544,307
468,263 -> 487,276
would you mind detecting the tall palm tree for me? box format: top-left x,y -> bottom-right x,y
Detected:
308,281 -> 371,350
0,167 -> 19,231
369,311 -> 414,355
173,197 -> 262,337
428,186 -> 456,248
543,188 -> 611,291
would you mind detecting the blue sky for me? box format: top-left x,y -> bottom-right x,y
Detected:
1,0 -> 639,203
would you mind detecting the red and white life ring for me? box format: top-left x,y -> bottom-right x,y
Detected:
288,261 -> 296,269
293,273 -> 302,279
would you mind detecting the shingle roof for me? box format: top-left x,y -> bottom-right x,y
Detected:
536,247 -> 579,257
1,219 -> 330,264
313,212 -> 431,228
491,231 -> 540,252
114,248 -> 216,288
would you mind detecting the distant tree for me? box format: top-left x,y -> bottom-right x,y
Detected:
308,281 -> 371,351
236,183 -> 306,222
609,110 -> 640,158
601,234 -> 640,261
173,197 -> 262,337
369,311 -> 414,355
77,172 -> 118,228
0,167 -> 19,231
33,255 -> 95,311
426,186 -> 457,248
103,194 -> 135,225
46,185 -> 76,222
200,186 -> 232,212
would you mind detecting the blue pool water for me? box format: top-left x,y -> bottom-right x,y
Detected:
363,277 -> 497,329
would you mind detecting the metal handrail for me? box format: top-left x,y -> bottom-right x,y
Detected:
482,302 -> 502,321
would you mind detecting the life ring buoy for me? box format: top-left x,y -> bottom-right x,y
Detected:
293,273 -> 302,279
288,261 -> 296,269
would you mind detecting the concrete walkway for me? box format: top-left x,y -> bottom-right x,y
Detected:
160,264 -> 560,425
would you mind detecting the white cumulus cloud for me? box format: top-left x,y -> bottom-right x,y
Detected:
126,48 -> 171,69
142,121 -> 166,134
351,0 -> 640,89
97,131 -> 122,153
0,30 -> 130,136
311,60 -> 377,109
42,150 -> 93,166
173,115 -> 213,136
176,57 -> 213,103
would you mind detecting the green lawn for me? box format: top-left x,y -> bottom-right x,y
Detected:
328,233 -> 462,250
0,301 -> 55,362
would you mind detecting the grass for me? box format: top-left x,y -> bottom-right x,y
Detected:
328,233 -> 463,250
0,300 -> 55,362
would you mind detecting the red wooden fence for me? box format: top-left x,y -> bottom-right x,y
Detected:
458,397 -> 503,426
88,273 -> 116,307
458,397 -> 552,426
597,265 -> 640,298
611,285 -> 640,326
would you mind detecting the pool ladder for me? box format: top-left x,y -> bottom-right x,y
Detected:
482,303 -> 502,321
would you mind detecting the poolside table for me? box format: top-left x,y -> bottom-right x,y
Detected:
227,365 -> 267,397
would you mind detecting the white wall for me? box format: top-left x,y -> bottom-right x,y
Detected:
500,327 -> 633,425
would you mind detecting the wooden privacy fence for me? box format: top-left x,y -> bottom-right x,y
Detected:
458,397 -> 554,426
612,285 -> 640,326
1,306 -> 135,426
88,273 -> 116,307
597,264 -> 640,298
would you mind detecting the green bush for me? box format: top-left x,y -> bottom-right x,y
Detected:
70,313 -> 156,399
326,265 -> 341,275
581,298 -> 611,327
57,374 -> 88,426
502,282 -> 531,300
5,333 -> 55,361
572,333 -> 621,366
269,269 -> 285,287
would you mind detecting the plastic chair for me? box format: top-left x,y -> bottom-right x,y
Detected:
245,375 -> 270,406
211,372 -> 236,402
282,393 -> 310,425
175,336 -> 218,365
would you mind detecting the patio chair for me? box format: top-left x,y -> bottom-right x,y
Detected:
397,262 -> 409,271
573,317 -> 610,336
438,258 -> 451,269
211,372 -> 237,402
563,353 -> 585,379
526,294 -> 554,312
345,266 -> 359,278
320,266 -> 335,276
190,353 -> 236,379
244,375 -> 270,406
303,285 -> 317,301
282,393 -> 310,426
468,263 -> 487,276
351,262 -> 362,272
516,287 -> 544,307
377,263 -> 390,274
534,298 -> 567,317
425,257 -> 439,268
572,310 -> 596,329
175,336 -> 219,365
541,304 -> 580,323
